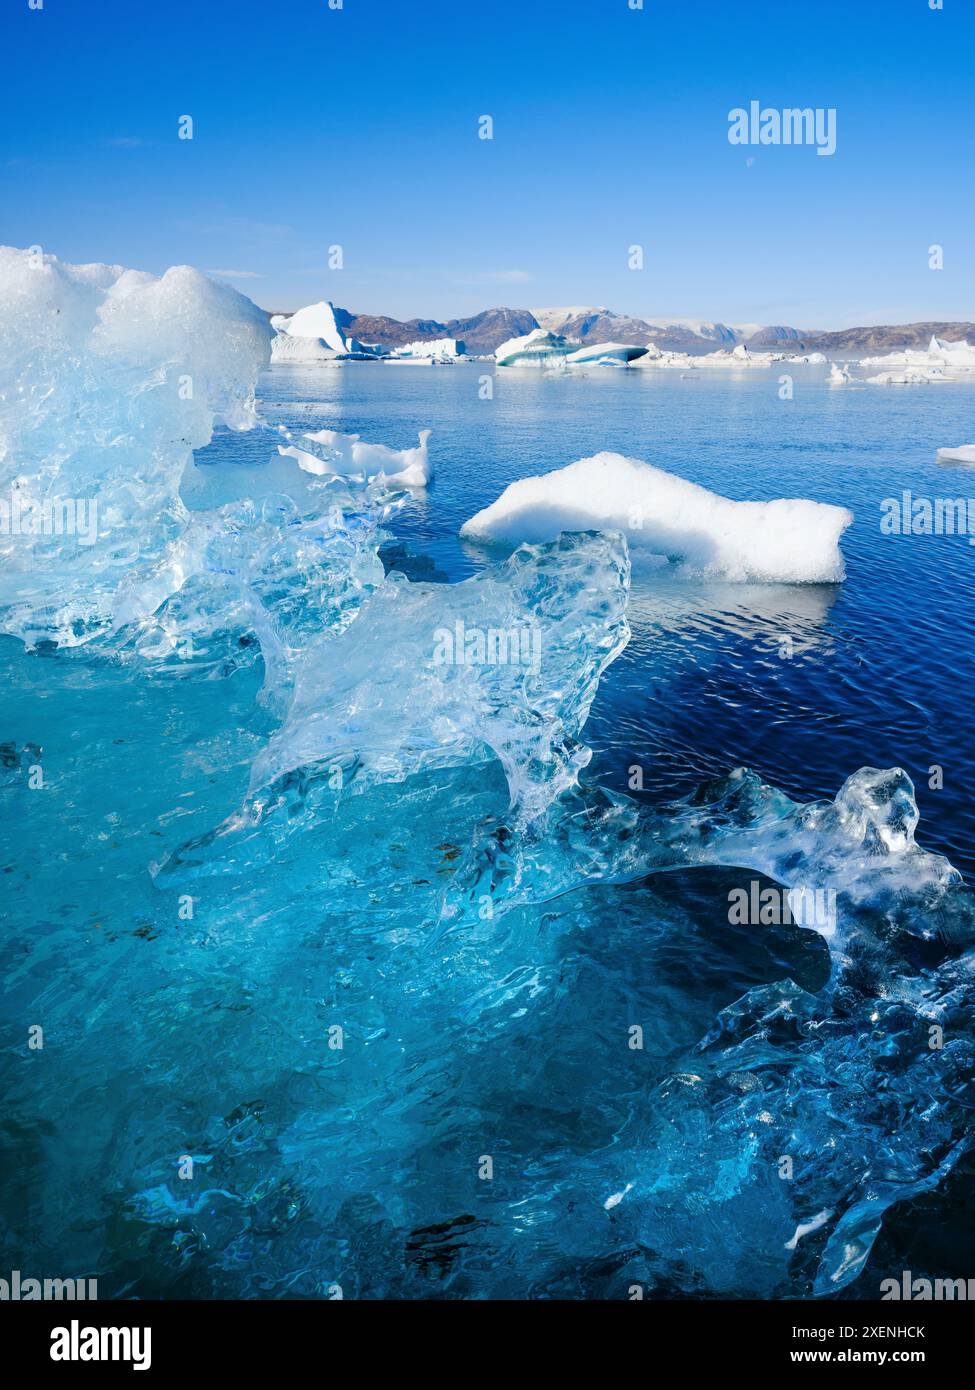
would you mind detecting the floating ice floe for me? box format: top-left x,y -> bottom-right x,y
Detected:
460,451 -> 852,582
866,367 -> 947,385
495,328 -> 576,366
936,444 -> 975,466
279,427 -> 432,487
787,351 -> 828,364
860,334 -> 975,376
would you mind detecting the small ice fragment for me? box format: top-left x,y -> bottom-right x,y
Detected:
604,1183 -> 634,1210
785,1208 -> 832,1250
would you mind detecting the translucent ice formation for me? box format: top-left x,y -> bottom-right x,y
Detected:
0,246 -> 272,646
460,452 -> 852,582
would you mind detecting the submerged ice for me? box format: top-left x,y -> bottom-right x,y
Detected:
2,247 -> 972,1300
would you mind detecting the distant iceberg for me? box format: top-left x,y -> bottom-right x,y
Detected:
565,342 -> 648,366
271,333 -> 341,363
272,300 -> 379,361
390,337 -> 463,362
861,335 -> 975,376
828,362 -> 852,385
460,451 -> 852,582
279,427 -> 432,487
495,328 -> 576,366
633,341 -> 786,370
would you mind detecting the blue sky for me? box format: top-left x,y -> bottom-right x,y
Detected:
2,0 -> 972,327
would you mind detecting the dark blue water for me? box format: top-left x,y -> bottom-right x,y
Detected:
3,361 -> 974,1299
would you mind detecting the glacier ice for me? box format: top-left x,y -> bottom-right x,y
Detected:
460,451 -> 852,582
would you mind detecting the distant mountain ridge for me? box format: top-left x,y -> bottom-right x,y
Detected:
265,302 -> 975,355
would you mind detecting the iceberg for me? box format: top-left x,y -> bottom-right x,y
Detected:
495,328 -> 576,366
460,452 -> 852,582
564,342 -> 648,366
861,335 -> 975,376
284,300 -> 353,353
278,427 -> 432,487
827,361 -> 852,385
275,300 -> 378,360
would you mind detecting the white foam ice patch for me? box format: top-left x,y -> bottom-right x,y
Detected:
278,427 -> 432,487
0,245 -> 272,646
460,451 -> 852,583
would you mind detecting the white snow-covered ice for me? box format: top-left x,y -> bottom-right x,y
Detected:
460,452 -> 852,583
271,333 -> 341,363
391,337 -> 462,361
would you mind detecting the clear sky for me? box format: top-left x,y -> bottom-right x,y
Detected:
2,0 -> 972,328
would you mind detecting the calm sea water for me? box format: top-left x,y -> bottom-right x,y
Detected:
3,360 -> 974,1298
